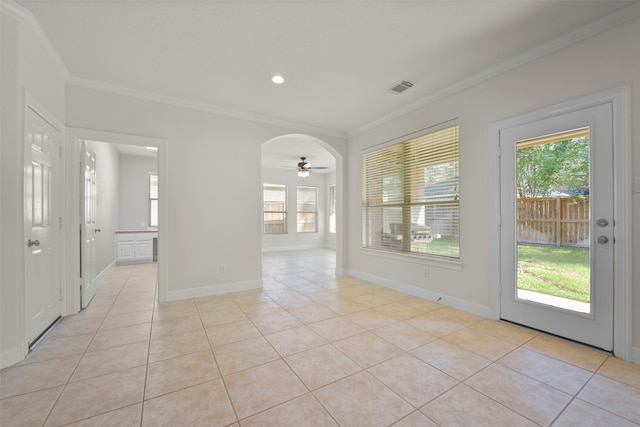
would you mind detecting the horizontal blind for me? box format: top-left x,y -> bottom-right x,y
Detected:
362,124 -> 460,258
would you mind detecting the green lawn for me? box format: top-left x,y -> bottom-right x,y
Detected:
517,244 -> 590,302
412,236 -> 460,258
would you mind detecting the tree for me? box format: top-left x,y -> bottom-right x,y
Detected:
516,137 -> 589,198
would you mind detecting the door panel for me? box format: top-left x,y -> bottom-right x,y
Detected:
80,143 -> 98,308
25,107 -> 62,343
500,103 -> 614,350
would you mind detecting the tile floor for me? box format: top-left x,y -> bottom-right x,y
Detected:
2,249 -> 639,426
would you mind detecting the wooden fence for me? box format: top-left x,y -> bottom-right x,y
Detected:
517,196 -> 589,247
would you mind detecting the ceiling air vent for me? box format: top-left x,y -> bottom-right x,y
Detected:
387,80 -> 414,95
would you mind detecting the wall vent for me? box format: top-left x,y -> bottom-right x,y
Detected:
387,80 -> 414,95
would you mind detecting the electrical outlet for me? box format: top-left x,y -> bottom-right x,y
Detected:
219,264 -> 225,273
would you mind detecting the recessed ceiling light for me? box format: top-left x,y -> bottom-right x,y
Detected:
271,75 -> 285,84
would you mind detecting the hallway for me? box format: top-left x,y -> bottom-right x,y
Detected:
1,249 -> 639,426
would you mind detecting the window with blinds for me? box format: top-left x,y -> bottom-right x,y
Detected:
149,174 -> 158,227
263,184 -> 287,234
362,124 -> 460,258
297,186 -> 317,233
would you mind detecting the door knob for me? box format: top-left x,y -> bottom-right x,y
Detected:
596,236 -> 609,244
27,239 -> 40,247
596,219 -> 609,227
95,228 -> 101,233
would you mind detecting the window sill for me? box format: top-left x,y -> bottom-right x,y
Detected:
361,248 -> 463,271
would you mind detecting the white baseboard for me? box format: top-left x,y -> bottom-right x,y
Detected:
0,342 -> 28,369
343,268 -> 492,319
96,260 -> 115,284
166,279 -> 262,301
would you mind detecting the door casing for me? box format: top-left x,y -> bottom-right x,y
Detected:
489,87 -> 631,360
66,128 -> 168,315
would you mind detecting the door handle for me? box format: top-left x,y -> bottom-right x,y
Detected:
596,236 -> 609,244
95,228 -> 101,233
27,239 -> 40,247
596,219 -> 609,227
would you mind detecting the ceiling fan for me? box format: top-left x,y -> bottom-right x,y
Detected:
296,157 -> 328,177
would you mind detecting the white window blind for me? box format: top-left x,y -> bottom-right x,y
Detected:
149,174 -> 158,227
263,184 -> 287,234
297,186 -> 317,233
362,124 -> 460,258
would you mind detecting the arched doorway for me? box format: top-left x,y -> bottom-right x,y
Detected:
261,134 -> 344,287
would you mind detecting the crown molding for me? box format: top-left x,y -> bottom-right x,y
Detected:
348,1 -> 640,138
5,0 -> 639,140
1,0 -> 70,80
67,76 -> 346,139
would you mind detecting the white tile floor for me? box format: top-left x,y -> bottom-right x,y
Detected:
1,249 -> 639,426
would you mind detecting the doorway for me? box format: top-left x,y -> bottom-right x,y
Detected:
260,134 -> 342,277
67,129 -> 168,313
491,88 -> 631,356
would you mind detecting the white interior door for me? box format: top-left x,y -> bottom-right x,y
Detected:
24,106 -> 62,344
80,142 -> 98,308
499,102 -> 614,351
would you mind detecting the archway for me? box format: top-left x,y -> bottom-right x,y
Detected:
261,134 -> 344,278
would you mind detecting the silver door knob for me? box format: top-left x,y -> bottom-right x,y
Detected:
596,219 -> 609,227
27,239 -> 40,247
596,236 -> 609,244
95,228 -> 101,233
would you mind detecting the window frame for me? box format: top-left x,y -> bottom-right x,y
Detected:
149,173 -> 158,228
296,185 -> 318,233
263,183 -> 288,234
329,184 -> 337,234
361,122 -> 461,261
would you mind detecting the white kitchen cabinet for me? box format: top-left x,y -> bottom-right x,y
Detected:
116,231 -> 157,264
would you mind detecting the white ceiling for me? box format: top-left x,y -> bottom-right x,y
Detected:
13,1 -> 636,171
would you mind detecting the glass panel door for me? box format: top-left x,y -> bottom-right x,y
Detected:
515,128 -> 591,313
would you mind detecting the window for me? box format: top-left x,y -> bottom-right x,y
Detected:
263,184 -> 287,234
149,173 -> 158,227
297,186 -> 317,233
329,184 -> 337,234
362,124 -> 459,258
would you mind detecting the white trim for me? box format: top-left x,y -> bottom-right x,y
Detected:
631,347 -> 640,366
166,280 -> 262,301
66,128 -> 169,310
67,76 -> 345,139
0,342 -> 28,370
349,2 -> 640,137
0,0 -> 70,80
344,268 -> 491,318
488,86 -> 632,360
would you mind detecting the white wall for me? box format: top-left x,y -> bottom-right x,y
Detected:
346,15 -> 640,353
65,86 -> 347,300
87,141 -> 119,273
261,168 -> 328,251
118,154 -> 157,230
1,12 -> 66,367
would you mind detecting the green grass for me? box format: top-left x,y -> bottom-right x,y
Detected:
411,236 -> 460,258
517,244 -> 590,302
